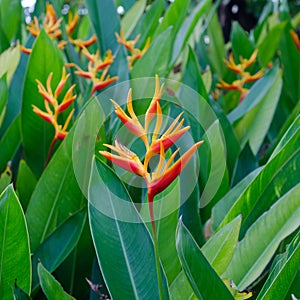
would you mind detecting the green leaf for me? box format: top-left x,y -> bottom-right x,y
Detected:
211,167 -> 261,231
279,23 -> 300,102
0,165 -> 12,194
140,179 -> 181,284
0,74 -> 8,129
38,263 -> 75,300
13,283 -> 32,300
169,272 -> 197,300
231,143 -> 258,186
25,126 -> 85,252
206,13 -> 226,77
85,0 -> 120,54
31,210 -> 86,291
131,27 -> 173,78
231,22 -> 255,61
0,45 -> 20,84
176,219 -> 234,300
16,160 -> 37,211
53,220 -> 95,299
257,232 -> 300,300
0,115 -> 21,172
202,216 -> 241,275
228,66 -> 282,154
121,0 -> 146,39
215,126 -> 300,236
257,22 -> 286,67
182,46 -> 209,100
89,158 -> 169,299
21,30 -> 65,177
0,185 -> 31,300
171,0 -> 211,64
131,0 -> 164,48
224,183 -> 300,290
154,0 -> 190,39
0,0 -> 22,41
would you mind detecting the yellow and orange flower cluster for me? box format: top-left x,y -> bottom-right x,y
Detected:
66,47 -> 118,96
33,67 -> 76,141
21,3 -> 97,53
217,50 -> 264,103
100,76 -> 203,205
116,30 -> 150,69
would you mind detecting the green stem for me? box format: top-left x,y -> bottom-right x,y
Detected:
45,137 -> 57,167
148,193 -> 164,300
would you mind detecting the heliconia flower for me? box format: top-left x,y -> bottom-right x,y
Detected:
100,138 -> 147,178
110,90 -> 146,142
20,45 -> 32,55
217,49 -> 263,103
144,75 -> 164,132
225,50 -> 258,74
66,12 -> 79,35
290,29 -> 300,52
67,47 -> 117,97
148,141 -> 203,197
100,75 -> 203,199
33,67 -> 76,141
116,29 -> 151,69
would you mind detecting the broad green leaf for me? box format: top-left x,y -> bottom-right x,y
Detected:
53,220 -> 95,299
215,127 -> 300,236
171,0 -> 211,64
38,263 -> 75,300
131,0 -> 164,47
0,24 -> 9,53
16,160 -> 37,211
0,38 -> 32,137
0,165 -> 12,194
131,27 -> 173,78
231,143 -> 258,186
279,23 -> 300,103
224,183 -> 300,290
0,74 -> 8,128
121,0 -> 146,39
0,0 -> 22,42
0,45 -> 20,84
31,210 -> 86,291
202,216 -> 241,275
140,179 -> 181,284
182,46 -> 209,100
206,13 -> 226,77
170,272 -> 197,300
0,185 -> 31,300
0,115 -> 21,172
21,30 -> 65,177
228,66 -> 282,154
26,126 -> 85,252
155,0 -> 190,39
176,219 -> 234,300
89,158 -> 169,299
180,184 -> 205,248
270,113 -> 300,159
257,22 -> 287,67
231,22 -> 255,61
85,0 -> 120,54
257,232 -> 300,300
